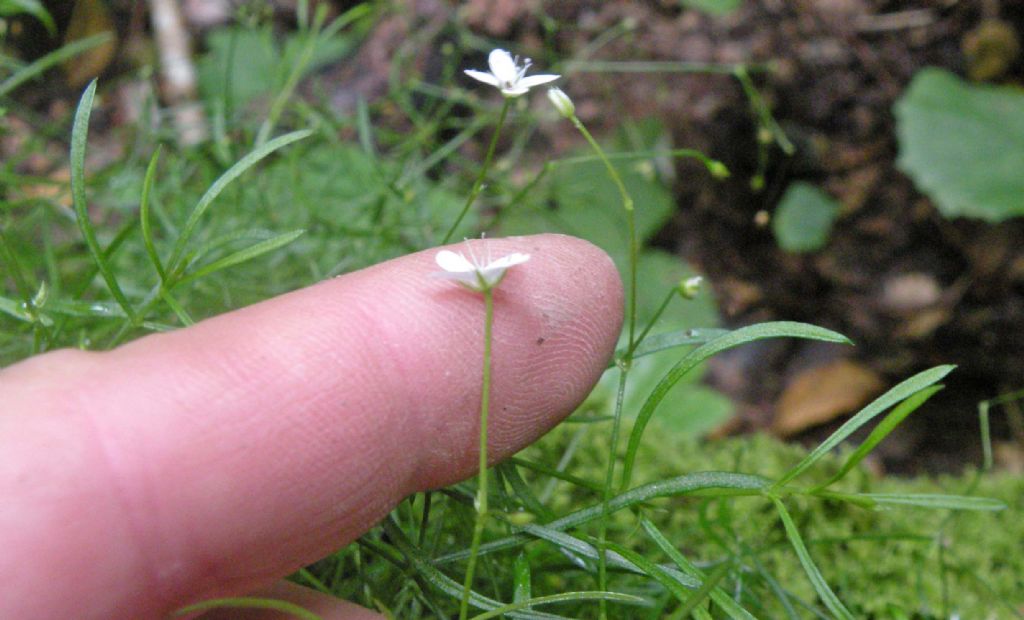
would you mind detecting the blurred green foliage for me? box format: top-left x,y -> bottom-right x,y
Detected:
895,67 -> 1024,222
772,181 -> 841,253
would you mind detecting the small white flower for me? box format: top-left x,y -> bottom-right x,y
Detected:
464,49 -> 560,98
434,240 -> 530,292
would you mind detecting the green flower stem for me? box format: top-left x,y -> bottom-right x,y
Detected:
567,112 -> 637,620
569,116 -> 636,351
598,365 -> 629,620
459,287 -> 495,620
625,287 -> 676,361
443,99 -> 511,244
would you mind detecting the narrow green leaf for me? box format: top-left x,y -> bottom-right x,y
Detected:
679,0 -> 741,15
177,229 -> 305,285
773,365 -> 956,489
380,517 -> 569,620
173,598 -> 321,620
168,129 -> 313,273
863,493 -> 1006,511
0,0 -> 56,36
621,322 -> 852,489
470,592 -> 646,620
0,294 -> 32,322
159,288 -> 194,326
600,539 -> 695,600
0,226 -> 33,299
771,497 -> 854,620
609,327 -> 729,368
513,552 -> 531,605
675,562 -> 731,619
356,96 -> 376,159
0,33 -> 110,97
139,146 -> 166,282
518,522 -> 681,582
500,462 -> 555,522
508,457 -> 603,493
813,385 -> 944,490
70,79 -> 137,323
640,518 -> 755,620
520,522 -> 699,589
434,472 -> 768,565
44,298 -> 127,318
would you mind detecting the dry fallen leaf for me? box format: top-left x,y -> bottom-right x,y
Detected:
63,0 -> 118,88
773,359 -> 885,437
18,168 -> 72,210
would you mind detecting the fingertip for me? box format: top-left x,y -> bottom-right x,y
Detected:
0,234 -> 625,619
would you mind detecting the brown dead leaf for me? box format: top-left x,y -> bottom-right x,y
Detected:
994,441 -> 1024,475
773,359 -> 885,437
18,168 -> 72,210
63,0 -> 117,88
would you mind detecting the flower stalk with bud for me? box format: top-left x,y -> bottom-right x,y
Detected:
545,85 -> 639,620
443,51 -> 560,245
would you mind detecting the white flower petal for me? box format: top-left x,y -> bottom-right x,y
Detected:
518,74 -> 560,89
433,247 -> 530,292
500,86 -> 530,97
435,250 -> 474,273
485,252 -> 531,270
434,270 -> 478,284
464,69 -> 500,87
488,49 -> 518,84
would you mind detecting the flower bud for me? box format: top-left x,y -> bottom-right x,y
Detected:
708,160 -> 730,180
547,87 -> 575,119
678,276 -> 703,300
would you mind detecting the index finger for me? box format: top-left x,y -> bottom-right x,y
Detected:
0,234 -> 623,619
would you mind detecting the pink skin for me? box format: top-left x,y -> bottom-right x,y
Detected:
0,234 -> 623,619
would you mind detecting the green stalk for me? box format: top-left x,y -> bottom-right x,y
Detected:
569,116 -> 636,350
460,287 -> 495,620
566,112 -> 637,620
626,287 -> 676,361
443,99 -> 511,244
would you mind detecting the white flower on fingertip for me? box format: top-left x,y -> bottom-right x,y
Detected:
435,240 -> 530,292
464,49 -> 560,97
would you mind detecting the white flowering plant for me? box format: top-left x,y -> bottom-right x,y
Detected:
27,6 -> 1012,617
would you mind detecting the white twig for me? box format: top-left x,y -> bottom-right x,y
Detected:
149,0 -> 207,145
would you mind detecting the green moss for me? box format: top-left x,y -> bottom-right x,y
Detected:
530,423 -> 1023,618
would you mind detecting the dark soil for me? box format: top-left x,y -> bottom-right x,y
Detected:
458,0 -> 1024,474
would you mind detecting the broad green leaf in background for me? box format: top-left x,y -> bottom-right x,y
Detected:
772,182 -> 841,253
894,67 -> 1024,222
198,27 -> 279,110
197,25 -> 353,114
499,134 -> 679,313
600,252 -> 731,438
500,130 -> 731,438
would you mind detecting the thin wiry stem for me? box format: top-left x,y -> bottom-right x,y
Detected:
566,112 -> 637,620
443,99 -> 511,244
459,287 -> 494,620
570,116 -> 636,351
625,287 -> 676,361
